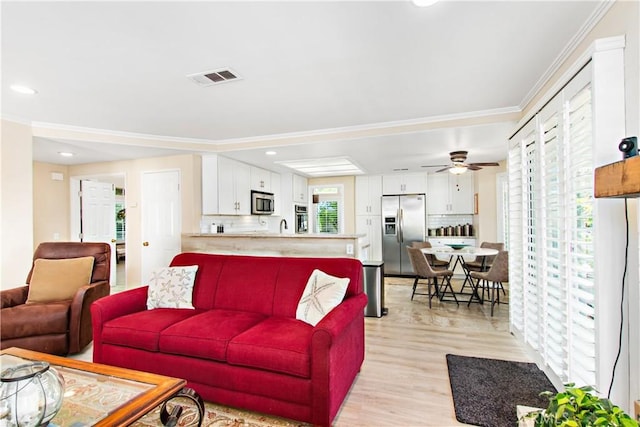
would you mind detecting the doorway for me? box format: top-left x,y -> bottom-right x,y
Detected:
70,173 -> 126,289
140,169 -> 181,283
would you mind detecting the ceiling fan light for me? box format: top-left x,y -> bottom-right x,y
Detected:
449,166 -> 467,175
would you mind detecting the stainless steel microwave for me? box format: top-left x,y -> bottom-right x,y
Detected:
251,190 -> 274,215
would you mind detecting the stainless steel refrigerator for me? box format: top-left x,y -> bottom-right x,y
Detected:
381,194 -> 426,275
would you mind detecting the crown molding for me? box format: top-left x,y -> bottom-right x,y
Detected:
518,0 -> 615,111
29,106 -> 520,153
213,106 -> 520,150
0,114 -> 33,126
514,34 -> 625,134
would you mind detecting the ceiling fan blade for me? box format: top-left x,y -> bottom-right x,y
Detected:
420,164 -> 449,168
467,165 -> 482,171
435,166 -> 451,173
468,162 -> 500,167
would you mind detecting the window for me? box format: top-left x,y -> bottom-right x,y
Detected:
115,188 -> 125,241
508,64 -> 595,386
311,185 -> 344,234
508,37 -> 630,404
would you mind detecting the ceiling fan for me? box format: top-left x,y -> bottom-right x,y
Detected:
422,151 -> 500,174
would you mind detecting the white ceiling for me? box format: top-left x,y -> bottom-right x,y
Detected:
1,1 -> 605,175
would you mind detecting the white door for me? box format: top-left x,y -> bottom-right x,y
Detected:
141,170 -> 181,283
80,180 -> 116,285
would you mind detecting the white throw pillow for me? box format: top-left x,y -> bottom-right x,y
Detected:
146,265 -> 198,309
296,269 -> 350,326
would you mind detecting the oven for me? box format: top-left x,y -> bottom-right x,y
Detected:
295,205 -> 308,234
251,190 -> 274,215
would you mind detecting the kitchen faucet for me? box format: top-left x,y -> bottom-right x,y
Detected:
280,219 -> 288,234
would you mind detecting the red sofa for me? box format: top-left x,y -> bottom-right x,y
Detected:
91,253 -> 366,426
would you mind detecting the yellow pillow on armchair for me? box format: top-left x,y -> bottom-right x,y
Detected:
26,256 -> 95,303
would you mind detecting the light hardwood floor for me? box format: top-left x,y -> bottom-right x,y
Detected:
333,276 -> 530,426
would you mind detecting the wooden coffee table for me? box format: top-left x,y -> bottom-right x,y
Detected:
0,347 -> 203,427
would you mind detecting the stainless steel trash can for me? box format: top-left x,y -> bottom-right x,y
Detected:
363,261 -> 387,317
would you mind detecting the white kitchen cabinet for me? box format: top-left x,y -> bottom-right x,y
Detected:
355,175 -> 382,215
218,156 -> 251,215
270,172 -> 281,215
292,174 -> 308,204
251,166 -> 271,192
427,173 -> 474,214
356,215 -> 382,261
202,155 -> 280,215
202,155 -> 219,215
382,173 -> 427,195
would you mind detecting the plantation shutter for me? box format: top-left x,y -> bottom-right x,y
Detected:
565,83 -> 596,387
313,186 -> 342,234
524,134 -> 540,350
540,104 -> 567,377
316,200 -> 339,233
508,63 -> 596,387
508,136 -> 525,333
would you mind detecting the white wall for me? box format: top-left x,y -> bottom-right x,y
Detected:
1,119 -> 34,289
473,162 -> 507,244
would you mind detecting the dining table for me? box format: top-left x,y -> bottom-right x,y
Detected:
421,245 -> 499,303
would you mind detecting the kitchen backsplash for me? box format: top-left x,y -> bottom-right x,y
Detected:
427,214 -> 474,237
200,215 -> 280,234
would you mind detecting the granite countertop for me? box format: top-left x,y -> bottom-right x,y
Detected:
187,233 -> 366,239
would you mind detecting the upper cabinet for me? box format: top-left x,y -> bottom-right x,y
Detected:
270,172 -> 281,215
382,173 -> 427,195
218,156 -> 251,215
202,155 -> 280,215
427,173 -> 474,214
202,155 -> 219,215
355,175 -> 382,215
250,166 -> 272,192
292,174 -> 308,204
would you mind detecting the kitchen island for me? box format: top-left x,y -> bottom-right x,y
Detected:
182,233 -> 369,259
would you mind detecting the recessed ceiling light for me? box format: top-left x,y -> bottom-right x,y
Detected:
10,84 -> 37,95
412,0 -> 439,6
265,151 -> 277,156
58,152 -> 75,157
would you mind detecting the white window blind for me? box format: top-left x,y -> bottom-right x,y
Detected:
508,64 -> 595,387
566,84 -> 596,387
508,139 -> 525,333
541,109 -> 567,377
312,186 -> 343,234
525,136 -> 541,350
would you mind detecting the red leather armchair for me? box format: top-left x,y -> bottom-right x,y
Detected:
1,242 -> 111,355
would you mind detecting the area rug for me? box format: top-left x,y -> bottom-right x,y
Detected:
446,354 -> 556,427
134,399 -> 311,427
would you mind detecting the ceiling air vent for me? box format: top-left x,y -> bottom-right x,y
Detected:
186,68 -> 241,87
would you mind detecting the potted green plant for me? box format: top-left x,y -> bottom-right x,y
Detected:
525,383 -> 638,427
